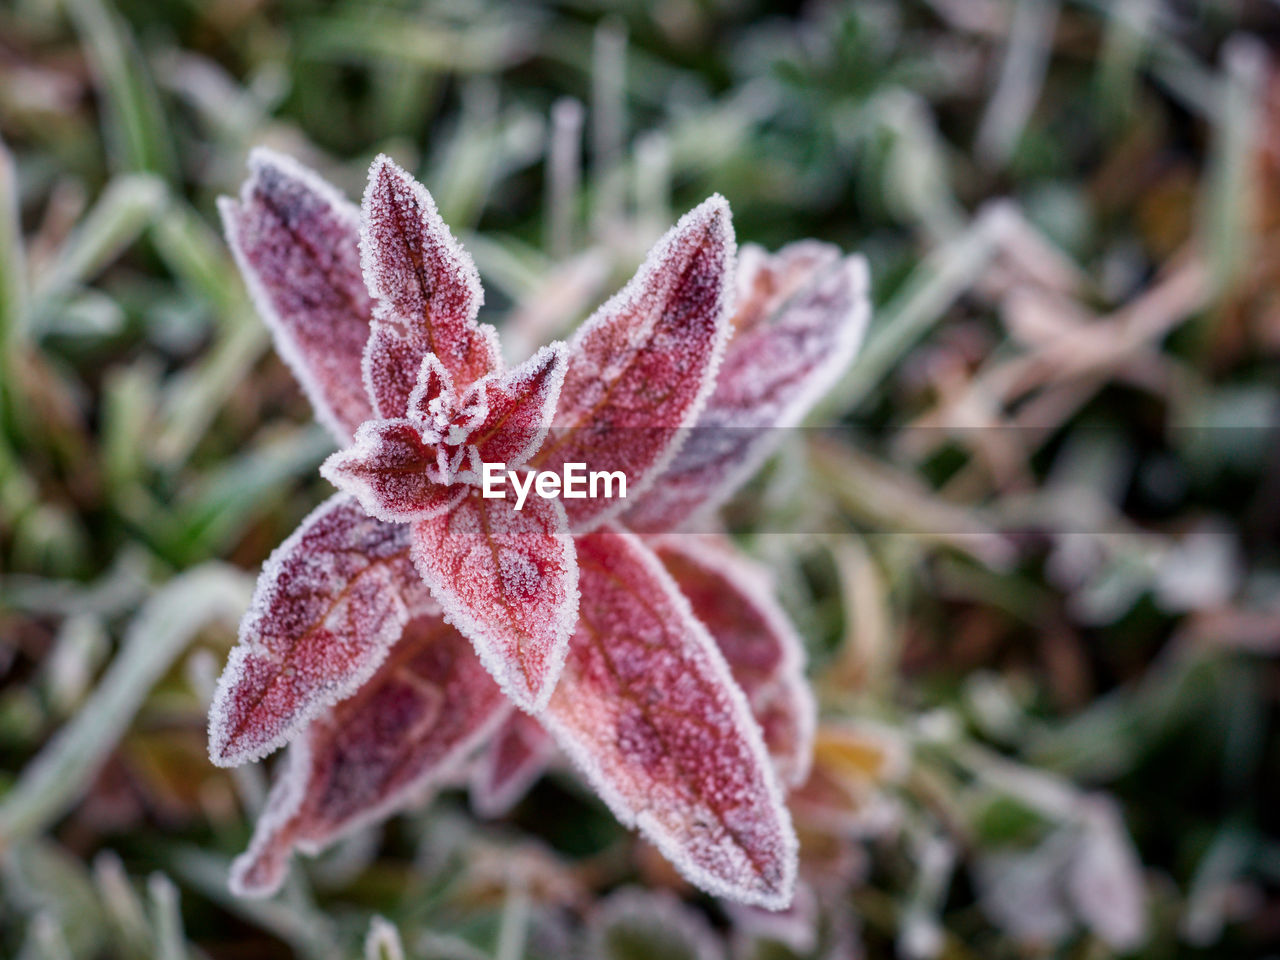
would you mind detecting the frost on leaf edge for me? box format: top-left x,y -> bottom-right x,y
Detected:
218,148 -> 370,445
229,693 -> 511,897
318,419 -> 469,524
410,494 -> 581,715
471,340 -> 570,471
554,195 -> 738,534
357,153 -> 500,383
207,494 -> 418,768
675,251 -> 872,531
539,526 -> 798,910
649,533 -> 817,788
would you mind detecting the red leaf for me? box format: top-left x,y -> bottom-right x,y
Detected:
209,495 -> 432,767
468,710 -> 556,818
542,527 -> 796,908
229,614 -> 508,896
359,155 -> 498,399
404,352 -> 455,427
320,419 -> 464,523
362,321 -> 433,421
219,149 -> 374,442
650,536 -> 815,788
533,197 -> 736,532
412,489 -> 578,713
624,243 -> 869,531
466,342 -> 568,469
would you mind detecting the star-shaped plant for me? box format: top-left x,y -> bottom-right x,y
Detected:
208,149 -> 869,910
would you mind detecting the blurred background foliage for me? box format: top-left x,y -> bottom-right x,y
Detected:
1,0 -> 1279,957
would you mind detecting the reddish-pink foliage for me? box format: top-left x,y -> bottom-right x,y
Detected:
533,196 -> 735,532
412,489 -> 578,712
625,242 -> 869,531
360,156 -> 497,397
213,149 -> 868,909
469,710 -> 557,818
467,344 -> 568,468
542,528 -> 796,909
219,149 -> 375,442
230,614 -> 507,896
208,495 -> 432,767
650,535 -> 815,788
320,419 -> 464,522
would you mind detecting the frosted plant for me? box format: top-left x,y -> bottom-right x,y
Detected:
209,149 -> 869,909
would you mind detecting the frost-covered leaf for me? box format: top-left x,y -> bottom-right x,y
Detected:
469,710 -> 557,818
466,342 -> 568,469
412,489 -> 578,713
650,536 -> 815,788
209,495 -> 432,767
229,614 -> 507,897
219,149 -> 374,443
625,243 -> 869,531
534,197 -> 736,532
585,888 -> 725,960
542,527 -> 796,909
359,154 -> 497,407
320,419 -> 464,523
404,352 -> 457,428
363,321 -> 434,421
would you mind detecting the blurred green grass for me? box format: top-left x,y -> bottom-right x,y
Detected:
2,1 -> 1279,957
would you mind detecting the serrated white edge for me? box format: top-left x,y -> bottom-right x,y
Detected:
480,340 -> 570,470
207,494 -> 411,768
291,697 -> 510,857
648,534 -> 817,788
319,420 -> 467,524
679,251 -> 871,528
219,148 -> 368,445
229,729 -> 313,897
359,153 -> 486,344
411,495 -> 580,715
404,351 -> 459,424
539,527 -> 798,910
230,683 -> 511,897
562,195 -> 738,534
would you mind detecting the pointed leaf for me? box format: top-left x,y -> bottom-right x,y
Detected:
469,710 -> 557,818
533,197 -> 736,532
412,489 -> 578,712
360,154 -> 497,404
209,495 -> 433,767
320,419 -> 464,523
219,149 -> 374,442
230,614 -> 508,896
405,353 -> 456,425
625,244 -> 869,531
363,321 -> 437,421
651,536 -> 815,787
542,528 -> 796,909
466,342 -> 568,469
